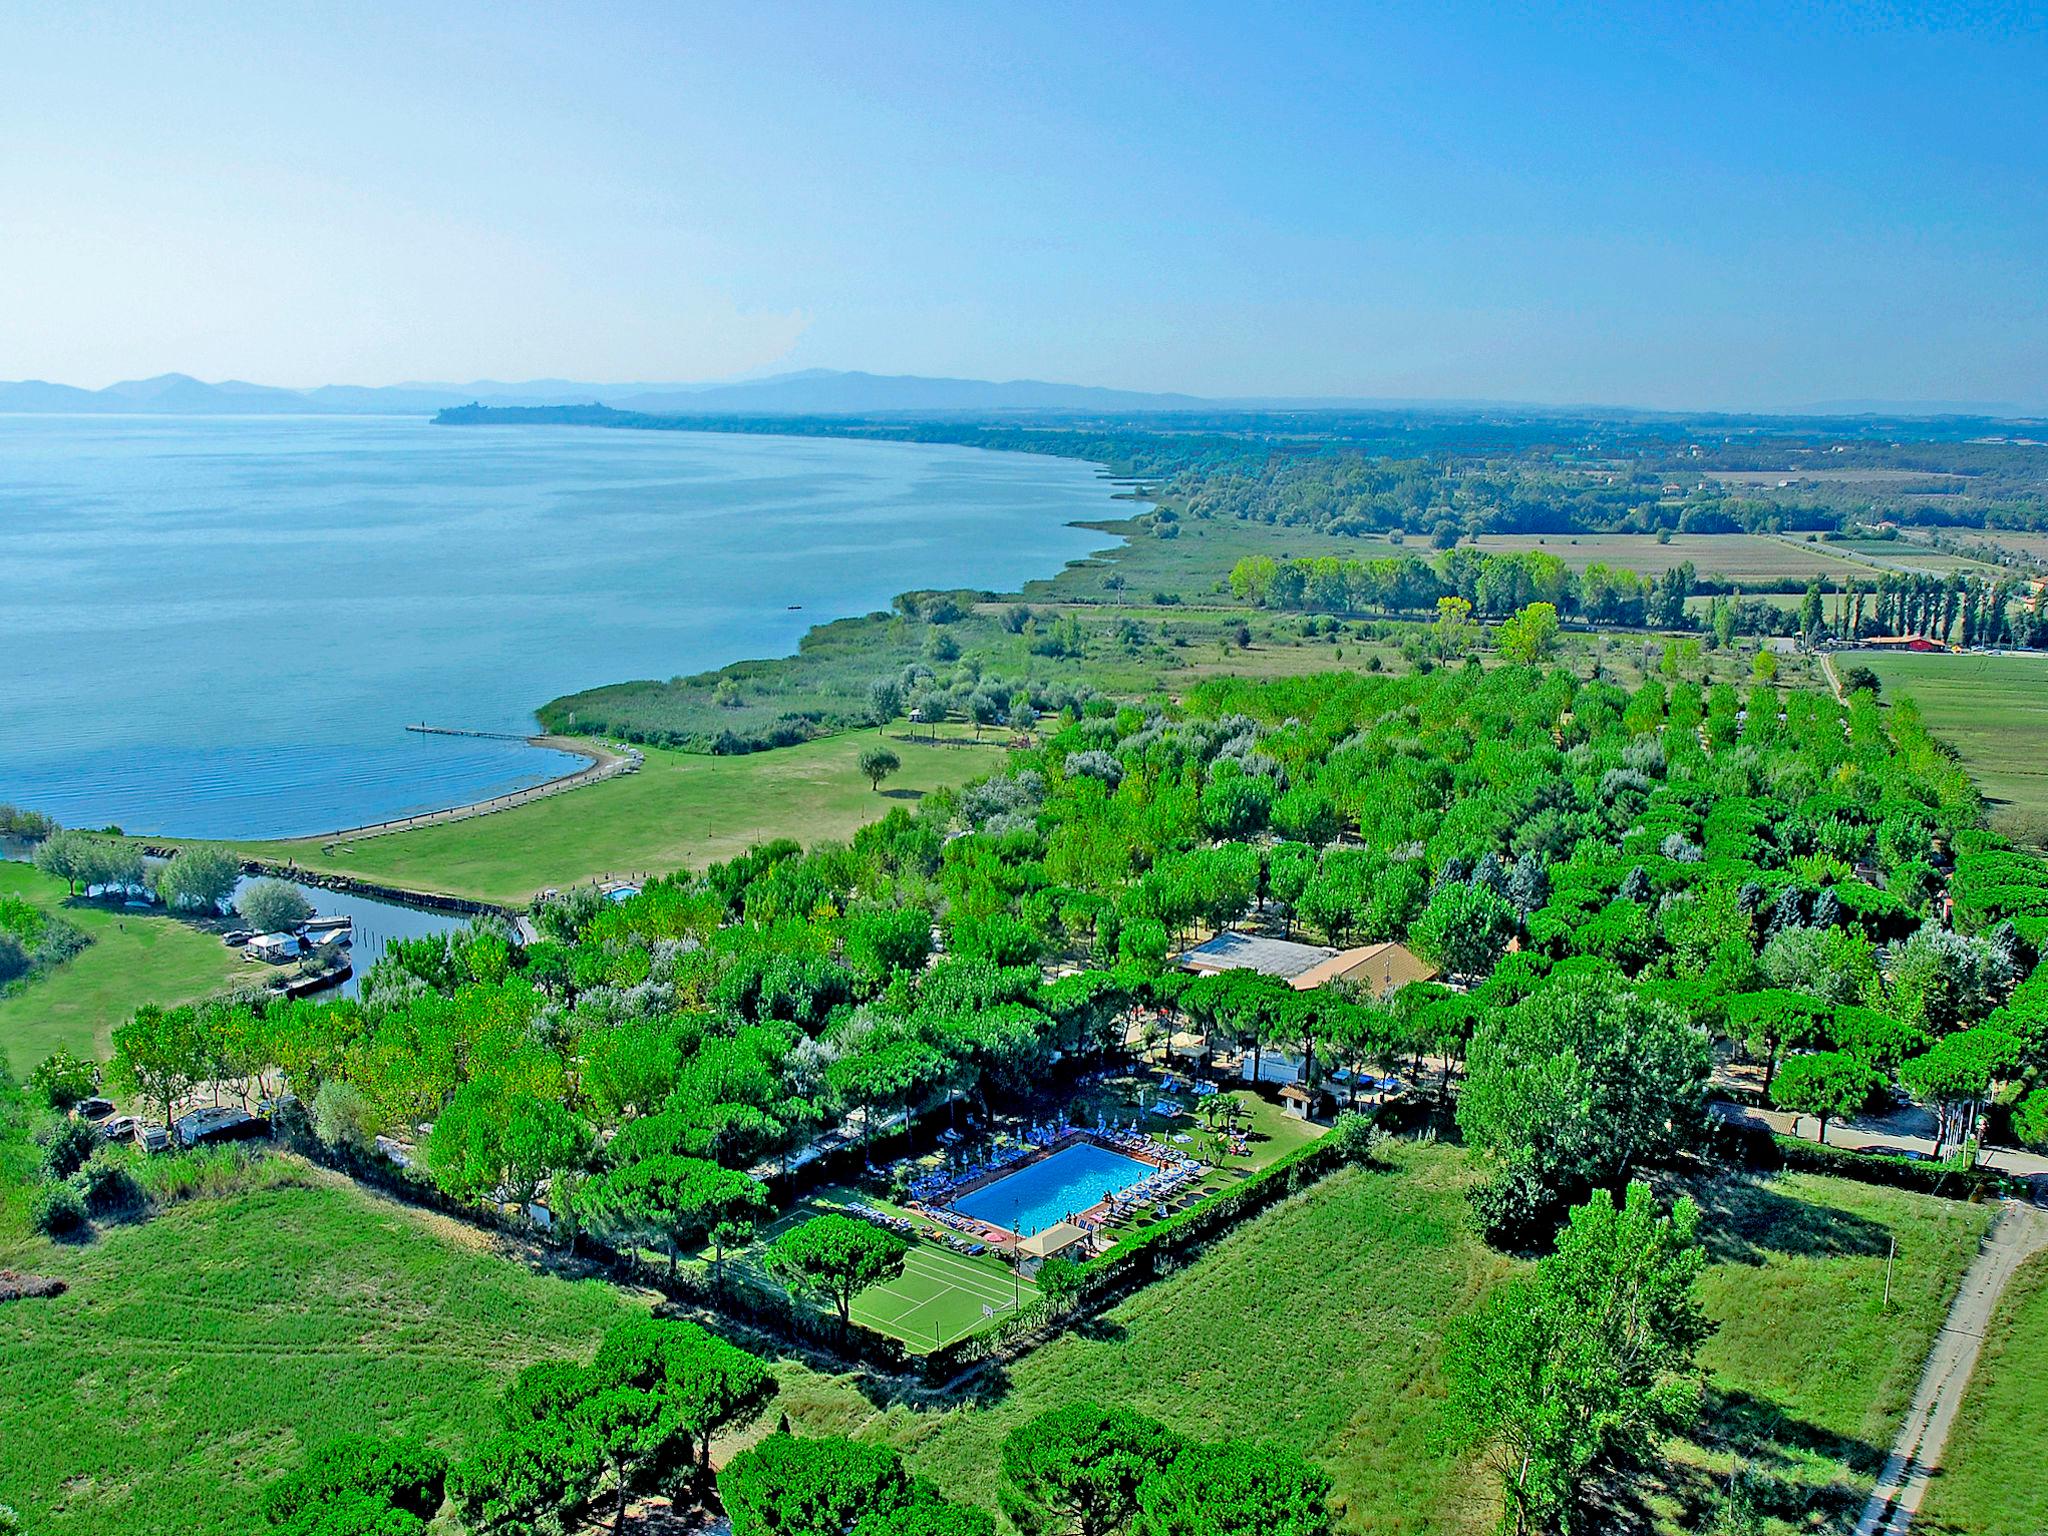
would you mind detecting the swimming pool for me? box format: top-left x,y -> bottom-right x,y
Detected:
952,1141 -> 1156,1237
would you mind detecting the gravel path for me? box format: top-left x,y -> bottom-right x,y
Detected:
1852,1199 -> 2048,1536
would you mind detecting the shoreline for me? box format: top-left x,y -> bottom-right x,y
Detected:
261,734 -> 641,850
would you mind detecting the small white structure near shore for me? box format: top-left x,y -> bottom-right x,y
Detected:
248,932 -> 303,964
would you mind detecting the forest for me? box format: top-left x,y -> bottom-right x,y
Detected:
16,659 -> 2048,1534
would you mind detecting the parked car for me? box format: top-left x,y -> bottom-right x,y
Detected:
72,1097 -> 116,1122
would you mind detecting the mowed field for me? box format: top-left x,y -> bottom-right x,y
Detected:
1858,651 -> 2048,844
0,1170 -> 647,1536
1462,532 -> 1863,584
1917,1249 -> 2048,1536
0,1128 -> 1998,1536
0,862 -> 250,1071
231,730 -> 1007,907
854,1147 -> 1987,1535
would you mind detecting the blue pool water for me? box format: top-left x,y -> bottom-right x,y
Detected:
952,1142 -> 1155,1237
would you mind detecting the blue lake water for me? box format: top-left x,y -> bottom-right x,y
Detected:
952,1141 -> 1155,1236
0,415 -> 1114,838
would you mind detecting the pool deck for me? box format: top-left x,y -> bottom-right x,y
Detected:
931,1131 -> 1180,1244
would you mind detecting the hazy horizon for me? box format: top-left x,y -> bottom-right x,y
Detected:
5,3 -> 2044,409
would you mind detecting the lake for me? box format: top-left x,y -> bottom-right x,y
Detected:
0,415 -> 1113,838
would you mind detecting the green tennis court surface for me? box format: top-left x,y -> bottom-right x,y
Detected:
736,1197 -> 1040,1353
849,1241 -> 1039,1351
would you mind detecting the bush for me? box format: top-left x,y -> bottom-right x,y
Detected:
31,1180 -> 89,1238
0,934 -> 27,985
27,1049 -> 98,1110
312,1079 -> 378,1156
75,1147 -> 144,1214
40,1117 -> 99,1181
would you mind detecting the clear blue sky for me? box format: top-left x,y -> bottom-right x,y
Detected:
4,1 -> 2043,408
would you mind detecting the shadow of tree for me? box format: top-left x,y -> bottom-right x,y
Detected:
1685,1172 -> 1894,1267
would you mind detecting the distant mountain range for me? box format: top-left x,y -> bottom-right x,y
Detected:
0,369 -> 1218,417
0,369 -> 2040,420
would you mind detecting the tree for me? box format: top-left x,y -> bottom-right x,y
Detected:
1000,1403 -> 1181,1536
867,677 -> 904,730
1727,990 -> 1832,1095
575,1386 -> 679,1533
27,1048 -> 98,1110
592,1315 -> 777,1474
764,1213 -> 909,1329
1134,1439 -> 1333,1536
1901,1026 -> 2021,1159
263,1435 -> 448,1529
1434,595 -> 1478,659
108,1003 -> 201,1129
1769,1050 -> 1881,1145
1410,881 -> 1518,979
582,1154 -> 768,1276
858,745 -> 902,792
238,877 -> 314,934
1458,977 -> 1709,1243
31,828 -> 97,895
1443,1183 -> 1709,1536
718,1433 -> 921,1536
157,845 -> 241,913
1496,602 -> 1560,664
448,1419 -> 602,1536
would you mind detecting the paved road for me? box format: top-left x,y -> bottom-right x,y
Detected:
1712,1100 -> 2048,1183
1852,1200 -> 2048,1536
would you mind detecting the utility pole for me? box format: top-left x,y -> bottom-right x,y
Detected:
1883,1234 -> 1897,1311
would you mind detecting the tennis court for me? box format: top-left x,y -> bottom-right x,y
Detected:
849,1240 -> 1040,1351
737,1194 -> 1039,1352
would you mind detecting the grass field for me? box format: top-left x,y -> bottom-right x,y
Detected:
847,1149 -> 1988,1535
1655,1172 -> 1992,1530
0,862 -> 250,1071
1916,1249 -> 2048,1536
229,729 -> 1007,907
0,1169 -> 647,1536
1857,651 -> 2048,844
872,1142 -> 1509,1535
1463,532 -> 1863,584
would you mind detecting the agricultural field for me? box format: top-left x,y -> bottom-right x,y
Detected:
1857,651 -> 2048,844
229,728 -> 1006,907
1462,531 -> 1862,585
0,1167 -> 650,1536
1917,1250 -> 2048,1536
1823,537 -> 2003,575
0,862 -> 249,1070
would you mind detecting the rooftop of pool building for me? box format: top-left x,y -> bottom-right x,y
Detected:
950,1140 -> 1157,1237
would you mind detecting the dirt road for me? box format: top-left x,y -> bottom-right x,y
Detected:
1852,1200 -> 2048,1536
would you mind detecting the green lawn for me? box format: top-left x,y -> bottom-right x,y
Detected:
847,1151 -> 1986,1535
1916,1249 -> 2048,1536
229,729 -> 1007,907
0,1170 -> 645,1536
0,863 -> 251,1071
1858,651 -> 2048,844
869,1141 -> 1509,1535
1652,1172 -> 1993,1532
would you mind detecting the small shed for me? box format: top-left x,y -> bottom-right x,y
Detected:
248,932 -> 303,963
1279,1083 -> 1335,1122
1016,1221 -> 1091,1276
